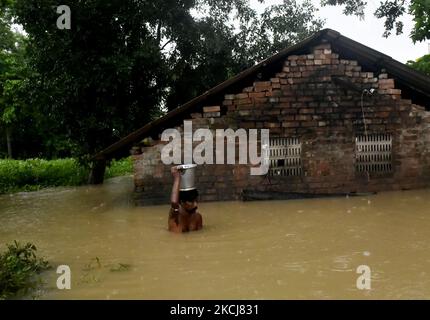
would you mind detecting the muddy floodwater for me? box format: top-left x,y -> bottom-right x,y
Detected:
1,176 -> 430,299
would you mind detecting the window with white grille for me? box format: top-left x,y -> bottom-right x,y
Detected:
355,134 -> 392,173
269,137 -> 302,176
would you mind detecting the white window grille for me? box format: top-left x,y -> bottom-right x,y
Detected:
355,134 -> 392,173
269,137 -> 302,176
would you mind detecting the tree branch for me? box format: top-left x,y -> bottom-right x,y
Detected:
156,19 -> 161,45
160,38 -> 174,50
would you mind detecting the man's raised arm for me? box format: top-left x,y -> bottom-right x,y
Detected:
170,166 -> 181,210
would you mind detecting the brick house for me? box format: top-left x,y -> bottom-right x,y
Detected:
94,29 -> 430,205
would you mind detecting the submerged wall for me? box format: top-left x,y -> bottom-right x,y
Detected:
132,42 -> 430,205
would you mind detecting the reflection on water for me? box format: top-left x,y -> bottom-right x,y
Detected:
0,175 -> 430,299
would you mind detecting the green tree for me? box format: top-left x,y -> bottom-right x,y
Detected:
322,0 -> 430,42
0,0 -> 15,52
11,0 -> 170,163
407,54 -> 430,75
0,1 -> 27,158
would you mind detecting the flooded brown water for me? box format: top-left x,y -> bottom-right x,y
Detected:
1,176 -> 430,299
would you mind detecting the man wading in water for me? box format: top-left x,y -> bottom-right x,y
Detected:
168,166 -> 203,233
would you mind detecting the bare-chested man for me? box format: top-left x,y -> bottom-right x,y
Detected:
168,166 -> 203,233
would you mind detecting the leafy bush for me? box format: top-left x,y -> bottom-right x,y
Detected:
105,157 -> 133,179
0,157 -> 132,194
407,54 -> 430,76
0,241 -> 50,300
0,158 -> 89,194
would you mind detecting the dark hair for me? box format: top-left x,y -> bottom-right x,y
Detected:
179,189 -> 199,203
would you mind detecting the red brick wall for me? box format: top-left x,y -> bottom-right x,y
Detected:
132,42 -> 430,205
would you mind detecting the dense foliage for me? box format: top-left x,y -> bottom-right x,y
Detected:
104,157 -> 132,179
407,54 -> 430,75
0,157 -> 132,194
0,241 -> 50,300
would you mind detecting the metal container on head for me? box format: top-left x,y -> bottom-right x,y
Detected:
177,164 -> 197,191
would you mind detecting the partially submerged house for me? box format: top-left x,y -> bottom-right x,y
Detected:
94,29 -> 430,205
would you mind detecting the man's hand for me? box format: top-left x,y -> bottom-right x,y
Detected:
171,166 -> 182,179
